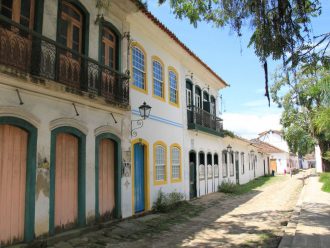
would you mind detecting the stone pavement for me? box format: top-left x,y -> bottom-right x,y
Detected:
39,175 -> 302,248
279,173 -> 330,248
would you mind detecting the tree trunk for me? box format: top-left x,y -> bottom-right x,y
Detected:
319,140 -> 330,172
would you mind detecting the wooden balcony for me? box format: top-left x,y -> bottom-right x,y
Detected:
0,15 -> 129,107
187,106 -> 224,136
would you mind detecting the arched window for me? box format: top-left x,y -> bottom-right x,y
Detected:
186,79 -> 193,110
154,141 -> 167,185
207,153 -> 212,179
0,0 -> 35,29
132,43 -> 147,92
170,144 -> 181,183
169,68 -> 179,106
214,153 -> 219,178
101,26 -> 118,70
222,150 -> 228,178
59,1 -> 83,53
195,86 -> 201,109
152,57 -> 165,100
229,151 -> 234,176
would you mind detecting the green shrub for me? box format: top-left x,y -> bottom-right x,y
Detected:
218,181 -> 238,194
153,190 -> 185,213
319,173 -> 330,193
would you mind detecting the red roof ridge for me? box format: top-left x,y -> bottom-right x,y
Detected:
130,0 -> 229,87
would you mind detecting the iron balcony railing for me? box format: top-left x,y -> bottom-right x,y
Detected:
187,105 -> 223,133
0,15 -> 129,106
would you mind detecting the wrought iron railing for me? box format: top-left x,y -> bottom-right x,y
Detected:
187,105 -> 223,133
0,15 -> 129,106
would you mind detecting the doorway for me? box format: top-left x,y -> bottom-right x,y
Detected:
235,151 -> 239,184
189,151 -> 197,199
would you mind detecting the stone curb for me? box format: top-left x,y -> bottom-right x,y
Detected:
278,174 -> 309,248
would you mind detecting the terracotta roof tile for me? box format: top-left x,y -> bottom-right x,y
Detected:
250,139 -> 286,154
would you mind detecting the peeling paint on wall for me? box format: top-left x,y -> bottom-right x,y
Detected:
36,168 -> 50,199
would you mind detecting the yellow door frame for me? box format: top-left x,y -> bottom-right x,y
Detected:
131,138 -> 150,214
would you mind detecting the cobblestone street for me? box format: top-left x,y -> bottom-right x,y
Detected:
46,175 -> 302,248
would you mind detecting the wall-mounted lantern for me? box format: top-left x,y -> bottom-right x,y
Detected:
131,102 -> 152,137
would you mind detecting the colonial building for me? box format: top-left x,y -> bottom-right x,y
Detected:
0,0 -> 132,245
256,130 -> 299,174
0,0 -> 271,246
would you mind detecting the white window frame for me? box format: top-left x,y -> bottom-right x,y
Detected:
171,147 -> 180,180
155,145 -> 166,182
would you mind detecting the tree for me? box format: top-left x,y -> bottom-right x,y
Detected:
271,68 -> 330,171
155,0 -> 329,103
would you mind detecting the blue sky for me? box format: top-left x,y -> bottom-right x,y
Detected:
147,0 -> 329,138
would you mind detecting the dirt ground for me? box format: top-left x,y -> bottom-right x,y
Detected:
46,175 -> 302,248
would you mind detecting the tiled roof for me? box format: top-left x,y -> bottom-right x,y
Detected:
250,139 -> 286,154
130,0 -> 229,87
258,130 -> 283,137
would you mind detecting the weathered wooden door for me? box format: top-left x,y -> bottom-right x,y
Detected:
0,124 -> 28,245
99,139 -> 115,219
55,133 -> 78,230
134,143 -> 145,213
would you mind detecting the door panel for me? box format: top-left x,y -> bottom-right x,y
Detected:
270,159 -> 277,172
99,139 -> 115,219
189,162 -> 197,198
0,124 -> 27,245
235,158 -> 239,184
58,1 -> 83,88
55,133 -> 78,230
134,144 -> 145,213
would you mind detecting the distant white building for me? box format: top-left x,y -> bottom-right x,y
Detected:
254,130 -> 299,174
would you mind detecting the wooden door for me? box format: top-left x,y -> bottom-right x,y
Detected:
99,139 -> 115,220
58,1 -> 83,87
134,143 -> 145,213
190,162 -> 197,198
0,124 -> 28,245
101,27 -> 117,99
189,152 -> 197,199
270,159 -> 277,173
101,27 -> 116,69
55,133 -> 78,230
0,0 -> 35,28
0,0 -> 35,71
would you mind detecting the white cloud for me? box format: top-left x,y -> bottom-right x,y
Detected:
243,99 -> 269,107
222,112 -> 282,140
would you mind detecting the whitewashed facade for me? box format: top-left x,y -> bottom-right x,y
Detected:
0,0 -> 273,245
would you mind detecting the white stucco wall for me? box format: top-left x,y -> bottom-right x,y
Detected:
0,79 -> 130,236
259,131 -> 289,153
315,145 -> 323,173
